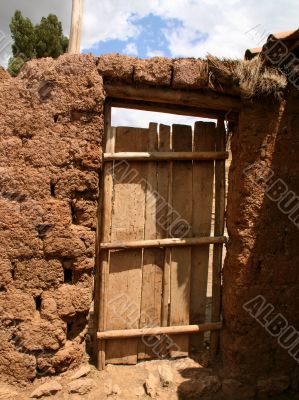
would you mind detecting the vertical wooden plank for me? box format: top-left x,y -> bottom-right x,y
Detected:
170,124 -> 193,358
157,125 -> 172,240
158,124 -> 173,359
97,251 -> 110,368
210,117 -> 226,359
96,102 -> 114,370
190,121 -> 216,353
105,250 -> 143,364
106,127 -> 149,364
159,125 -> 172,331
138,123 -> 164,360
102,127 -> 116,241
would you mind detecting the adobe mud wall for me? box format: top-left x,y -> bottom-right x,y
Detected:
0,53 -> 222,384
0,55 -> 104,383
222,87 -> 299,397
0,53 -> 236,384
0,52 -> 298,392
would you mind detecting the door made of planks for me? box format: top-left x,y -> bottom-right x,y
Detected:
96,120 -> 226,367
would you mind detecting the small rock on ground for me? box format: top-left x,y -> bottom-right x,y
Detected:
158,365 -> 173,387
144,373 -> 160,398
68,378 -> 94,395
178,375 -> 221,398
30,381 -> 62,398
104,379 -> 122,397
70,365 -> 91,380
111,384 -> 121,396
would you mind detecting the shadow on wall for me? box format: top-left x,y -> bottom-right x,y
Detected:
221,86 -> 299,395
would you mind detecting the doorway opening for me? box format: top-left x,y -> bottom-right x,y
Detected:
94,90 -> 234,369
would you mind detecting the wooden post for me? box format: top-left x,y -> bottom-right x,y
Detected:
96,102 -> 113,370
210,117 -> 226,360
68,0 -> 84,54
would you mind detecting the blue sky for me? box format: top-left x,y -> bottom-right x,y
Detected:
83,14 -> 173,58
79,0 -> 298,60
1,1 -> 298,64
82,13 -> 208,59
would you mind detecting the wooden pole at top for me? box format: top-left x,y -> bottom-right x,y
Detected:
68,0 -> 84,54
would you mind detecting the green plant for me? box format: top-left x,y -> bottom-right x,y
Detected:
7,10 -> 69,77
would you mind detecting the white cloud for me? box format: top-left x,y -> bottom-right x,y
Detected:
1,0 -> 298,64
157,0 -> 299,58
112,107 -> 214,128
81,0 -> 157,50
81,0 -> 299,58
123,42 -> 138,56
146,48 -> 165,57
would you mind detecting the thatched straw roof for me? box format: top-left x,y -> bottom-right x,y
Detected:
207,55 -> 287,100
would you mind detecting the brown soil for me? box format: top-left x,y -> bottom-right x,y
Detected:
0,357 -> 223,400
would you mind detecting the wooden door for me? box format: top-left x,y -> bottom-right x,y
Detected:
95,118 -> 227,369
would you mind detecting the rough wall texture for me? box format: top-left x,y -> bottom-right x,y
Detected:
0,66 -> 10,80
0,52 -> 297,392
222,87 -> 299,397
0,54 -> 104,383
0,53 -> 236,384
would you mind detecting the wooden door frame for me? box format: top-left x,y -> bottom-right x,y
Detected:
104,83 -> 240,121
94,84 -> 238,369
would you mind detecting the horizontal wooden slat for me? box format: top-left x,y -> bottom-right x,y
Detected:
105,83 -> 241,113
100,236 -> 227,250
97,322 -> 223,340
104,151 -> 228,161
109,98 -> 238,121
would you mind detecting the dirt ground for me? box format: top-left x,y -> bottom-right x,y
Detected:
2,355 -> 299,400
1,356 -> 298,400
0,356 -> 227,400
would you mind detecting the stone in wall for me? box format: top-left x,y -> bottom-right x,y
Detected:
134,57 -> 173,86
173,58 -> 208,89
97,53 -> 136,83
